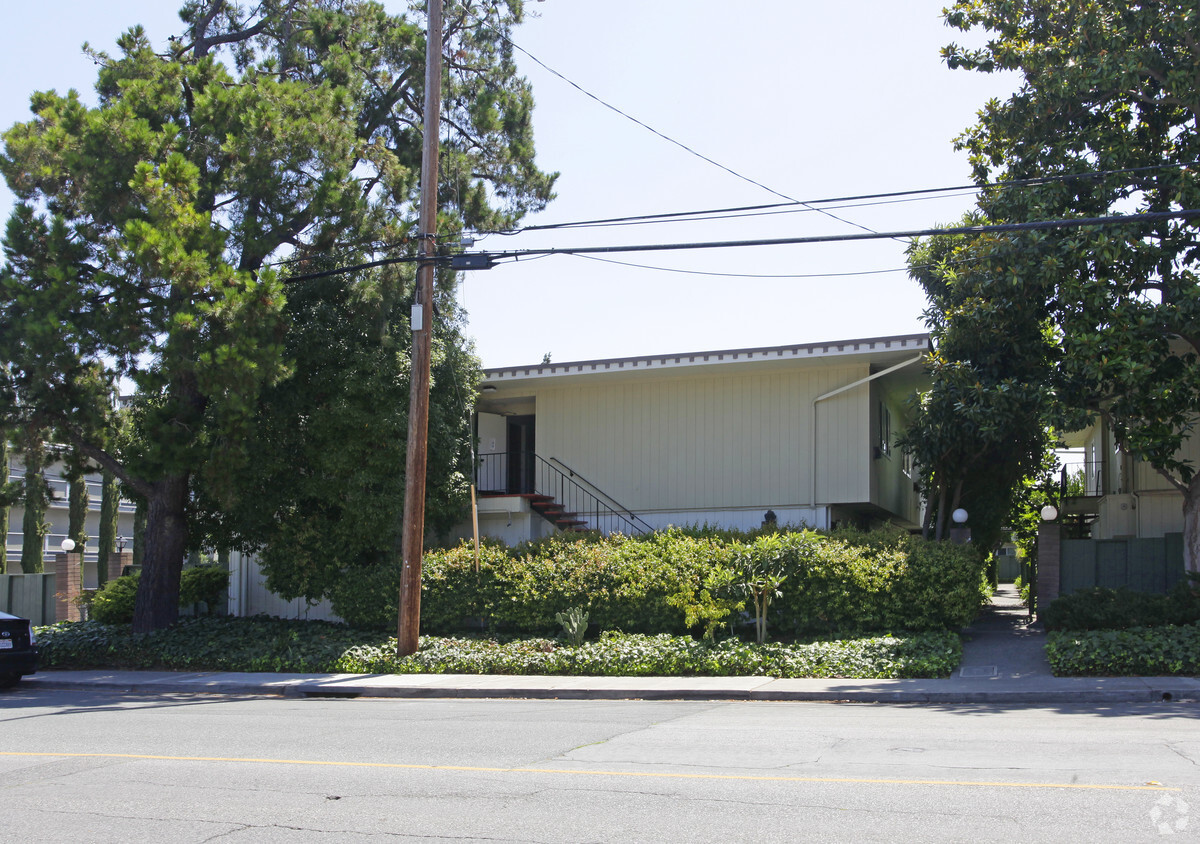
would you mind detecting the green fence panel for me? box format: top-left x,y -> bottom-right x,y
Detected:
1061,540 -> 1097,595
996,556 -> 1021,582
1127,538 -> 1166,593
0,573 -> 56,625
1164,532 -> 1186,590
1058,535 -> 1185,596
1095,540 -> 1129,589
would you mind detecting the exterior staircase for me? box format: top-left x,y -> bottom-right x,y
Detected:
475,452 -> 653,536
526,494 -> 589,532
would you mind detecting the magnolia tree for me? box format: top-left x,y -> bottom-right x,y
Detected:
0,0 -> 555,630
941,0 -> 1200,573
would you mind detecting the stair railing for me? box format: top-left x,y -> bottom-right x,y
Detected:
475,451 -> 652,536
545,457 -> 655,535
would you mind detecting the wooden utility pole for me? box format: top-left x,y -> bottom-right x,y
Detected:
397,0 -> 443,657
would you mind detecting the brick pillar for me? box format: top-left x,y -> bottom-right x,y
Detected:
1036,521 -> 1061,620
108,550 -> 133,582
53,551 -> 84,622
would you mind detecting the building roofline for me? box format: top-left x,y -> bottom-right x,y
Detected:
483,333 -> 931,382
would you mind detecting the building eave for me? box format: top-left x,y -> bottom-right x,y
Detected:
482,333 -> 931,386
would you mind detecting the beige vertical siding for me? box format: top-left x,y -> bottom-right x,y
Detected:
1135,492 -> 1184,538
535,362 -> 870,513
231,551 -> 341,622
870,381 -> 921,524
1133,430 -> 1200,492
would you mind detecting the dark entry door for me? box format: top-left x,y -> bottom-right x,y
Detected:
506,415 -> 536,494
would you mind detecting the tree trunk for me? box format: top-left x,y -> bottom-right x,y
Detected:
133,498 -> 147,568
132,473 -> 190,632
1183,476 -> 1200,577
934,486 -> 948,542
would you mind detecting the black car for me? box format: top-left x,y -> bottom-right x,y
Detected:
0,610 -> 38,688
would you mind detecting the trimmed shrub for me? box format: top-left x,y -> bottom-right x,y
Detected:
88,573 -> 140,624
85,566 -> 232,625
327,528 -> 988,637
330,532 -> 737,635
180,565 -> 230,612
767,530 -> 988,636
1043,583 -> 1200,631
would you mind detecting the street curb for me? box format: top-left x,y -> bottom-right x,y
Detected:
20,672 -> 1200,705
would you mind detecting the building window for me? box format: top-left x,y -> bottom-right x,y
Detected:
878,401 -> 891,457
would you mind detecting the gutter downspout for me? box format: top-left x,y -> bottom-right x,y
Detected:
810,354 -> 925,520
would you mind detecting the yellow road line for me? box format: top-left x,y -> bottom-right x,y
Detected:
0,751 -> 1180,792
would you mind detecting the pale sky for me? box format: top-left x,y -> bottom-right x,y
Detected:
0,1 -> 1019,368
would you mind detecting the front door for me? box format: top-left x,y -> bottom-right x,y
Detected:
506,415 -> 536,494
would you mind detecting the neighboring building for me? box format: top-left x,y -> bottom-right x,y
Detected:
1045,418 -> 1196,598
4,456 -> 136,587
457,333 -> 931,545
1060,417 -> 1200,541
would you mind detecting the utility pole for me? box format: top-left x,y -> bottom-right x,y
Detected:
397,0 -> 442,657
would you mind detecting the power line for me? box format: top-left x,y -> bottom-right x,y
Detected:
477,21 -> 879,236
282,208 -> 1200,282
472,161 -> 1200,238
484,208 -> 1200,262
572,253 -> 921,280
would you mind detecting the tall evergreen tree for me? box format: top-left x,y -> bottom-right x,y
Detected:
97,470 -> 120,587
900,215 -> 1058,550
0,1 -> 554,629
943,0 -> 1200,572
64,457 -> 90,552
18,430 -> 48,573
0,430 -> 17,574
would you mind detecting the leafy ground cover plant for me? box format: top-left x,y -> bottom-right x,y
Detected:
1046,625 -> 1200,676
34,617 -> 961,679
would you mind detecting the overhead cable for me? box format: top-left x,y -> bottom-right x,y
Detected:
282,208 -> 1200,282
476,21 -> 878,236
484,209 -> 1200,262
473,161 -> 1200,237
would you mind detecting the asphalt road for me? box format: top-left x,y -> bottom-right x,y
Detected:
2,689 -> 1197,842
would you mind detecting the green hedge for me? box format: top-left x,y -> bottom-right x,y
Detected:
1046,625 -> 1200,676
1043,584 -> 1200,631
331,534 -> 732,634
757,530 -> 987,636
329,528 -> 988,637
86,566 -> 231,625
34,616 -> 961,679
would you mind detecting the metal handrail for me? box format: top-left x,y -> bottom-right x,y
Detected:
475,451 -> 651,536
546,457 -> 655,535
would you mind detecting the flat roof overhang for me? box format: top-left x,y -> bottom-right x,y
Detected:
480,333 -> 931,392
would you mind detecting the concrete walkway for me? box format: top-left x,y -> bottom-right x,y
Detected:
957,583 -> 1053,681
19,587 -> 1200,704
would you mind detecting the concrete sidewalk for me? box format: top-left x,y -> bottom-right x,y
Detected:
18,586 -> 1200,705
22,668 -> 1199,704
